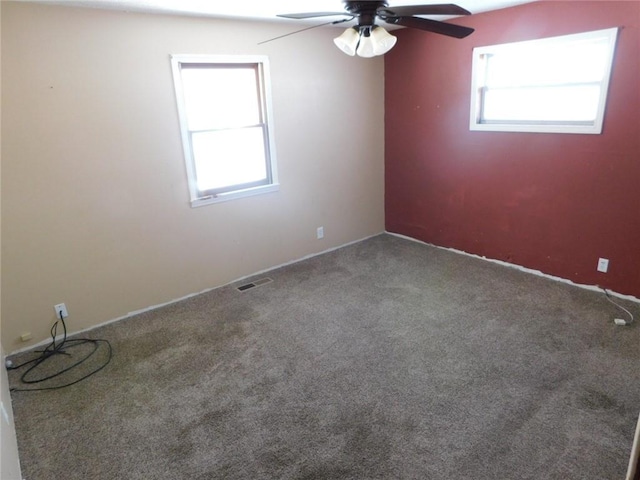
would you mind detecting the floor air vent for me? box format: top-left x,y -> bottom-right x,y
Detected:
236,277 -> 273,292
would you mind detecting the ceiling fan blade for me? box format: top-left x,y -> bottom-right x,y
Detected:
386,16 -> 474,38
258,18 -> 352,45
379,3 -> 471,17
277,12 -> 347,19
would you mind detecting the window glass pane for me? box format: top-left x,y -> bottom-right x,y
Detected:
191,127 -> 267,191
181,66 -> 260,131
483,84 -> 601,122
484,36 -> 612,88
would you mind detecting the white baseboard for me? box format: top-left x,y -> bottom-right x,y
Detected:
8,232 -> 382,356
10,230 -> 637,357
387,232 -> 640,305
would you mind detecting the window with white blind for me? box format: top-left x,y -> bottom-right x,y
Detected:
470,28 -> 618,134
171,55 -> 278,206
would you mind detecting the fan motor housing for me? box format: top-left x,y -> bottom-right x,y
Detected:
344,1 -> 388,26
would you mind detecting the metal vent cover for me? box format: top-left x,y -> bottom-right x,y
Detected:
236,277 -> 273,292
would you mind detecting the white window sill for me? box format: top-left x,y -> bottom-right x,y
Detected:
470,122 -> 603,135
190,183 -> 279,207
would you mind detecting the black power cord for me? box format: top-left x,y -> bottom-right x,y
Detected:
8,312 -> 112,392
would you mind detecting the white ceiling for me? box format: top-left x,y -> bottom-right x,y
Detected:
16,0 -> 537,24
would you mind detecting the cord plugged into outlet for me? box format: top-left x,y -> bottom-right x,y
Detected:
54,303 -> 68,319
7,309 -> 112,392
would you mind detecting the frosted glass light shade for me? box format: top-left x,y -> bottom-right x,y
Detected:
333,28 -> 360,56
356,34 -> 376,58
371,26 -> 397,55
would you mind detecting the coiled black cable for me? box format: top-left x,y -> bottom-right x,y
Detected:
8,312 -> 112,392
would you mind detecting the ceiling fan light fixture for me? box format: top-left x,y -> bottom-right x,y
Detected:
371,26 -> 397,55
278,3 -> 473,56
333,27 -> 360,56
333,25 -> 397,58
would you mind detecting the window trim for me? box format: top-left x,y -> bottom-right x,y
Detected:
469,28 -> 619,135
171,54 -> 279,207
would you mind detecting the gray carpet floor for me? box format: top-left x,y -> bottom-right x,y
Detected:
8,233 -> 640,479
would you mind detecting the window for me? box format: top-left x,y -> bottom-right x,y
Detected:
470,28 -> 618,134
171,55 -> 278,206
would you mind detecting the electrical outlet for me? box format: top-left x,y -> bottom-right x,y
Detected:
597,258 -> 609,273
316,226 -> 324,239
54,303 -> 68,319
20,332 -> 32,342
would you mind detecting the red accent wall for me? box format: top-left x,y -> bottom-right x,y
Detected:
385,1 -> 640,297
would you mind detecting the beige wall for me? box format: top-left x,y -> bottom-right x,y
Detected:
1,2 -> 385,352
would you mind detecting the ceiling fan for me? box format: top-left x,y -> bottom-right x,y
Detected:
275,2 -> 474,58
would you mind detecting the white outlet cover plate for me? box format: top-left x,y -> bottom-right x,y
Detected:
54,303 -> 69,318
597,258 -> 609,273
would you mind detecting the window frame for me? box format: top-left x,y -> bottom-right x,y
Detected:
171,54 -> 279,207
469,28 -> 619,135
